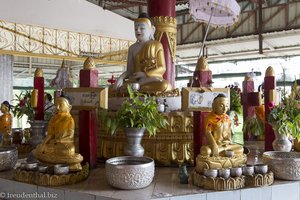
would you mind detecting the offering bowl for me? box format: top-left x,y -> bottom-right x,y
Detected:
54,164 -> 69,175
225,150 -> 235,157
230,167 -> 242,177
25,162 -> 38,171
242,165 -> 254,176
218,168 -> 230,179
0,147 -> 18,171
105,156 -> 154,189
254,164 -> 268,174
38,165 -> 49,173
203,168 -> 218,178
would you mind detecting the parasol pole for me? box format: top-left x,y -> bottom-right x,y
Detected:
198,10 -> 214,58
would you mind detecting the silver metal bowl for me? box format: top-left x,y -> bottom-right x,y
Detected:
0,147 -> 18,171
130,82 -> 140,91
54,164 -> 69,175
25,162 -> 38,171
105,156 -> 155,189
230,167 -> 243,177
218,168 -> 230,179
254,164 -> 268,174
262,151 -> 300,180
38,165 -> 49,173
242,165 -> 254,176
203,168 -> 218,178
225,150 -> 235,157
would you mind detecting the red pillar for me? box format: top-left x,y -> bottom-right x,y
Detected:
241,77 -> 255,140
33,68 -> 44,120
148,0 -> 176,88
264,66 -> 276,151
78,58 -> 98,168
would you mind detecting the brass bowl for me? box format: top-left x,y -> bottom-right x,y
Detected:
0,147 -> 18,171
262,151 -> 300,180
105,156 -> 154,189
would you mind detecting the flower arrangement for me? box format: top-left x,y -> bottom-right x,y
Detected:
267,83 -> 300,139
12,91 -> 35,121
226,84 -> 242,114
100,85 -> 169,137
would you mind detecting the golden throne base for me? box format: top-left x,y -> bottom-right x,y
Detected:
13,163 -> 89,186
195,154 -> 247,174
245,171 -> 274,187
191,170 -> 245,191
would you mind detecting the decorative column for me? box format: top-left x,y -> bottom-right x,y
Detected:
148,0 -> 176,88
78,57 -> 98,169
33,68 -> 45,120
264,66 -> 276,151
0,55 -> 13,104
241,76 -> 256,140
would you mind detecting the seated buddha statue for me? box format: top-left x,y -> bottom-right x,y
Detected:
0,101 -> 12,145
33,95 -> 83,172
200,94 -> 244,157
111,13 -> 172,94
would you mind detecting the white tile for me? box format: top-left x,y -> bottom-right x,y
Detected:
241,187 -> 271,200
65,190 -> 96,200
170,193 -> 206,200
0,178 -> 14,196
38,186 -> 65,200
95,196 -> 117,200
112,183 -> 155,200
207,190 -> 240,200
13,182 -> 38,196
272,182 -> 300,200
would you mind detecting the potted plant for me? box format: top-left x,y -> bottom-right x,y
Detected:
100,85 -> 169,157
267,83 -> 300,151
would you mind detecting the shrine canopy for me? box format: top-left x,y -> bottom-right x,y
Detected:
0,0 -> 135,41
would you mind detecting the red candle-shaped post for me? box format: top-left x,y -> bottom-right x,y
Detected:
148,0 -> 176,88
190,57 -> 213,87
79,57 -> 98,168
33,68 -> 44,120
264,66 -> 276,151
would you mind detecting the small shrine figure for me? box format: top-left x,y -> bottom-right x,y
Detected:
33,94 -> 83,171
50,60 -> 73,90
111,13 -> 172,94
0,101 -> 13,145
200,94 -> 244,157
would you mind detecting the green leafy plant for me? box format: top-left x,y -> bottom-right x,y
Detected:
267,82 -> 300,139
226,85 -> 242,114
100,85 -> 169,136
243,115 -> 264,136
12,91 -> 35,121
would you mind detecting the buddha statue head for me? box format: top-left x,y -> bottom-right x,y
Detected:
1,101 -> 11,114
55,94 -> 72,114
134,13 -> 155,42
212,94 -> 229,115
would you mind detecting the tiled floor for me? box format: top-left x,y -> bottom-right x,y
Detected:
0,141 -> 299,200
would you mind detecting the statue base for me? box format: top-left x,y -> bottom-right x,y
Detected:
13,163 -> 89,186
245,171 -> 274,187
195,154 -> 247,174
191,170 -> 245,191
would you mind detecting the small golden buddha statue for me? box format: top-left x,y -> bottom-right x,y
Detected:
34,68 -> 44,77
111,13 -> 172,94
33,95 -> 83,171
0,101 -> 12,145
200,94 -> 244,157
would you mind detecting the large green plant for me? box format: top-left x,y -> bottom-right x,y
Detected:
100,85 -> 169,137
268,82 -> 300,139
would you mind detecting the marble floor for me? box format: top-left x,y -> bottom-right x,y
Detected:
0,141 -> 300,200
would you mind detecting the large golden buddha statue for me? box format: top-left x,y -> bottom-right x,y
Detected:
111,13 -> 172,94
33,95 -> 83,171
200,94 -> 244,157
0,101 -> 12,145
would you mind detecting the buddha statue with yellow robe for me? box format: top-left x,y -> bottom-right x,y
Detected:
111,13 -> 172,94
0,101 -> 12,145
200,94 -> 244,157
33,95 -> 83,171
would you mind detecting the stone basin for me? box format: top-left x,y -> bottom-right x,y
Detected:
105,156 -> 154,189
262,151 -> 300,180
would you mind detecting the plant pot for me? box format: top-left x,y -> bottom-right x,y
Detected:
29,120 -> 48,148
124,127 -> 145,157
272,130 -> 292,152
